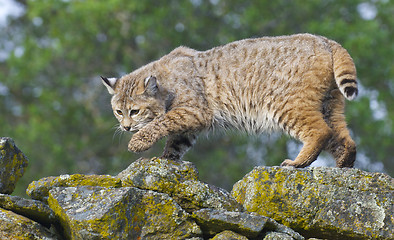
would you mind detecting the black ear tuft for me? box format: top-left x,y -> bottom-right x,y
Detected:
101,76 -> 118,95
144,76 -> 158,96
101,76 -> 110,85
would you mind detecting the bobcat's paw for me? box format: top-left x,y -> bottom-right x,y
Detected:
280,159 -> 297,167
128,133 -> 154,152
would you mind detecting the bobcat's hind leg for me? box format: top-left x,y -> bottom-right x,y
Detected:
281,112 -> 332,168
323,89 -> 356,167
326,134 -> 356,167
161,134 -> 197,160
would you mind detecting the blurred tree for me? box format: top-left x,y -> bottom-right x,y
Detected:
0,0 -> 392,195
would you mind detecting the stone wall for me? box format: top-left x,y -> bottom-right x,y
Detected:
0,137 -> 393,239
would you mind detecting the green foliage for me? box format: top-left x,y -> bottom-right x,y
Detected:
1,0 -> 393,195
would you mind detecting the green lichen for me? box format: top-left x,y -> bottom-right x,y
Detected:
232,166 -> 393,239
119,157 -> 242,213
47,186 -> 201,239
0,194 -> 55,226
239,168 -> 317,230
0,138 -> 28,194
27,174 -> 122,203
211,230 -> 248,240
0,208 -> 58,239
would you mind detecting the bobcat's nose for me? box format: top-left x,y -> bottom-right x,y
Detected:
124,126 -> 131,131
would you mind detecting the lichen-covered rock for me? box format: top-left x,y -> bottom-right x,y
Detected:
232,166 -> 394,239
0,193 -> 55,226
192,208 -> 303,240
211,230 -> 248,240
192,208 -> 268,238
0,207 -> 60,239
0,137 -> 28,194
118,157 -> 243,212
48,186 -> 202,239
118,157 -> 200,184
27,173 -> 121,203
263,217 -> 305,240
263,232 -> 294,240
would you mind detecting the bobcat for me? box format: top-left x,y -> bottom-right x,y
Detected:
101,33 -> 357,168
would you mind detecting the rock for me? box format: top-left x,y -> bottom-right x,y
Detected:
0,207 -> 60,239
7,144 -> 390,239
263,217 -> 305,240
0,193 -> 55,226
192,208 -> 268,238
192,208 -> 303,240
232,166 -> 394,240
263,232 -> 294,240
27,173 -> 122,203
0,137 -> 28,194
118,157 -> 243,212
48,186 -> 202,239
118,157 -> 200,183
211,230 -> 249,240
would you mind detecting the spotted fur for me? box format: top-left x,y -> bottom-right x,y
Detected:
102,33 -> 357,167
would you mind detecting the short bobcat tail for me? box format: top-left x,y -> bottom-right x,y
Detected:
329,40 -> 358,100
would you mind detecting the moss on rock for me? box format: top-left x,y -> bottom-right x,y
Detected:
0,137 -> 28,194
192,208 -> 303,240
118,157 -> 243,212
27,174 -> 121,203
0,207 -> 60,239
48,186 -> 202,239
232,166 -> 394,239
211,230 -> 249,240
0,193 -> 55,226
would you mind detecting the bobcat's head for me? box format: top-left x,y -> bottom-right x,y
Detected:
101,75 -> 171,132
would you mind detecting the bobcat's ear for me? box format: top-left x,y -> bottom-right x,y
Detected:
144,76 -> 158,96
101,76 -> 117,95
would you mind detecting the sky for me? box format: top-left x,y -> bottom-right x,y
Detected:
0,0 -> 24,93
0,0 -> 24,26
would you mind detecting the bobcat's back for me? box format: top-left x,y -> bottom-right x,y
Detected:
188,33 -> 357,137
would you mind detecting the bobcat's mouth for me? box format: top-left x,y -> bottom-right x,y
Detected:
121,126 -> 137,132
122,124 -> 144,133
122,126 -> 131,132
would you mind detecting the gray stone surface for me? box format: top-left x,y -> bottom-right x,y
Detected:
0,137 -> 28,194
232,166 -> 394,239
192,208 -> 303,240
118,157 -> 243,212
6,148 -> 391,239
27,173 -> 122,204
211,230 -> 249,240
263,232 -> 295,240
48,186 -> 202,239
192,208 -> 268,238
0,193 -> 55,226
0,207 -> 60,239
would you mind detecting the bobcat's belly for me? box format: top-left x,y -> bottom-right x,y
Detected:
212,109 -> 281,134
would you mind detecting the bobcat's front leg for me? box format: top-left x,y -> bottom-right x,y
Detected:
161,134 -> 197,160
128,128 -> 160,152
128,106 -> 209,153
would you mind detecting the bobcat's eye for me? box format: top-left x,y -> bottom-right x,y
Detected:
115,110 -> 123,116
130,109 -> 139,116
